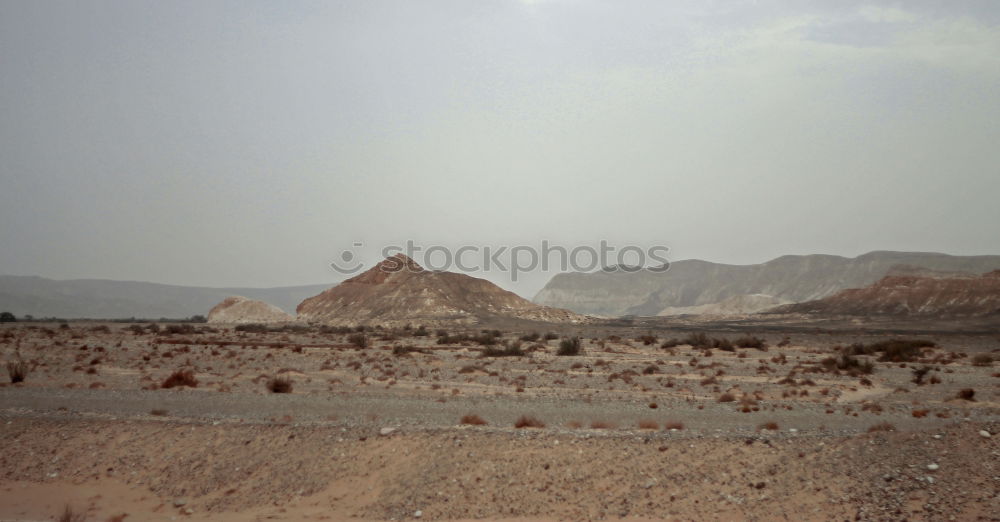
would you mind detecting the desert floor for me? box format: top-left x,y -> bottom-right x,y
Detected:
0,321 -> 998,521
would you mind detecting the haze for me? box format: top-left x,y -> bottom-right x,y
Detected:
2,0 -> 999,298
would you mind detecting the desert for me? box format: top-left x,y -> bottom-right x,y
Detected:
4,1 -> 1000,520
2,307 -> 998,520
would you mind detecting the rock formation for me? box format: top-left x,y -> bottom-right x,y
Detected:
771,270 -> 1000,317
296,254 -> 589,326
207,296 -> 294,324
533,251 -> 1000,317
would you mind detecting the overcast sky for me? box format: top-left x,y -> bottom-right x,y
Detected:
2,0 -> 999,298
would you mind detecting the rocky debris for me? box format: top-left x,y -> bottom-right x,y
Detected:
774,270 -> 1000,317
206,296 -> 293,324
980,430 -> 991,438
380,427 -> 397,436
297,254 -> 591,326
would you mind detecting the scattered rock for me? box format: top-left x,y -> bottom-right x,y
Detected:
979,430 -> 991,438
927,463 -> 939,471
379,427 -> 397,436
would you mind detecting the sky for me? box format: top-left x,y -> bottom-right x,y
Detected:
2,0 -> 999,298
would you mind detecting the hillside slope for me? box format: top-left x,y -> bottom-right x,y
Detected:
533,251 -> 1000,317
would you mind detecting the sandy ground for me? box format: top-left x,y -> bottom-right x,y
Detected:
1,322 -> 998,521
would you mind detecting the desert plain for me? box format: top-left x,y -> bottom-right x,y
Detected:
0,319 -> 997,521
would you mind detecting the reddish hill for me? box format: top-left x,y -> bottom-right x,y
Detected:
296,255 -> 589,326
773,270 -> 1000,317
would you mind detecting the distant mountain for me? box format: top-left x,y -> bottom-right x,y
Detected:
297,254 -> 589,326
657,294 -> 790,317
533,251 -> 1000,317
0,275 -> 336,319
772,270 -> 1000,317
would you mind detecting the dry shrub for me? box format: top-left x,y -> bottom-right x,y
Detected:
6,360 -> 28,383
347,333 -> 369,348
718,392 -> 736,402
267,375 -> 293,393
557,337 -> 582,356
150,408 -> 168,416
955,388 -> 975,401
514,415 -> 545,428
566,420 -> 583,429
637,419 -> 659,430
663,420 -> 684,430
460,414 -> 487,426
867,422 -> 896,433
161,369 -> 197,389
58,505 -> 86,522
734,335 -> 767,349
758,421 -> 779,431
648,402 -> 658,409
590,420 -> 616,430
911,409 -> 929,418
971,354 -> 993,366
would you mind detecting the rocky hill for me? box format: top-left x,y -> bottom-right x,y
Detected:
533,251 -> 1000,317
297,255 -> 589,326
772,270 -> 1000,317
206,296 -> 294,324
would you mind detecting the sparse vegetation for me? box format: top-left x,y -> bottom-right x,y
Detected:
557,337 -> 582,356
758,421 -> 779,431
956,388 -> 975,401
7,359 -> 28,383
971,354 -> 993,366
867,422 -> 896,433
481,341 -> 526,357
161,369 -> 198,388
734,335 -> 767,349
637,419 -> 659,430
58,505 -> 86,522
514,415 -> 545,428
460,414 -> 487,426
347,333 -> 369,349
663,420 -> 684,430
267,375 -> 294,393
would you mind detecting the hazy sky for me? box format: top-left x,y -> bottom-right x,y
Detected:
2,0 -> 999,298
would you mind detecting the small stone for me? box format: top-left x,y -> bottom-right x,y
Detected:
927,463 -> 939,471
173,498 -> 187,507
414,509 -> 422,518
788,428 -> 797,433
644,479 -> 657,489
979,430 -> 991,438
379,427 -> 397,436
933,435 -> 942,439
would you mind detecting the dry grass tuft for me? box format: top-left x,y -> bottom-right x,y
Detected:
867,422 -> 896,433
637,419 -> 659,430
161,369 -> 198,389
663,420 -> 684,430
6,360 -> 28,383
267,375 -> 294,393
758,421 -> 779,431
514,415 -> 545,428
460,414 -> 488,426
